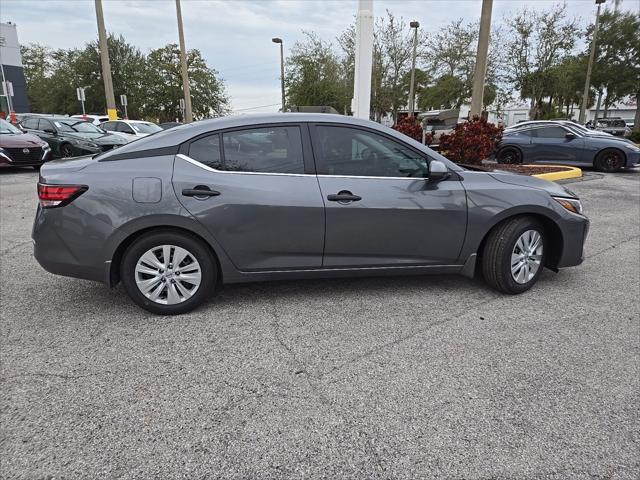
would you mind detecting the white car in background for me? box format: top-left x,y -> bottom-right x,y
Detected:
100,120 -> 162,139
71,114 -> 110,126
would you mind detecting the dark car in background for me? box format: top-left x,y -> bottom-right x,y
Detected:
0,118 -> 51,169
20,116 -> 128,158
497,122 -> 640,172
33,114 -> 589,315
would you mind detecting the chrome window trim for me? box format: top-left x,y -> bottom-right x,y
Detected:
175,153 -> 313,177
177,154 -> 431,180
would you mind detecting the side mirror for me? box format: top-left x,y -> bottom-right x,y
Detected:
565,132 -> 576,139
428,160 -> 450,182
43,128 -> 56,134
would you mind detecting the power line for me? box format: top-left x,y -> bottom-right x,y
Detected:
232,103 -> 281,112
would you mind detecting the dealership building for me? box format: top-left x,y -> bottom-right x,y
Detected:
0,21 -> 29,116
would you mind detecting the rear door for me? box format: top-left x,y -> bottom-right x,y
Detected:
172,124 -> 325,271
310,124 -> 467,267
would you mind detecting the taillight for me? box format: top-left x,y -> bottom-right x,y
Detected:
37,183 -> 88,208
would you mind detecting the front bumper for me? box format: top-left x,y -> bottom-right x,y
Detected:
0,148 -> 52,167
625,150 -> 640,168
556,212 -> 590,268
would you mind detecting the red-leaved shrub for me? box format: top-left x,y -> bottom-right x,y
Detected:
439,116 -> 503,165
392,116 -> 423,142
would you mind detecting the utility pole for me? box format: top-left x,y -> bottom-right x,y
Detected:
175,0 -> 193,123
94,0 -> 117,120
470,0 -> 493,118
579,0 -> 606,124
272,38 -> 286,112
408,21 -> 420,117
352,0 -> 374,119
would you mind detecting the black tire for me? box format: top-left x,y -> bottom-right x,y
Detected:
594,148 -> 625,173
121,230 -> 217,315
496,146 -> 523,164
481,216 -> 545,294
60,143 -> 74,158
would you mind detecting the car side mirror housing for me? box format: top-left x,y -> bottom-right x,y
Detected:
43,128 -> 56,134
428,160 -> 450,182
565,132 -> 576,139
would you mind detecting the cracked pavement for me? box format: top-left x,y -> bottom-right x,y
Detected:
1,167 -> 639,479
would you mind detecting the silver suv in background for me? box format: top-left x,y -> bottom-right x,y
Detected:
591,118 -> 632,138
33,114 -> 589,315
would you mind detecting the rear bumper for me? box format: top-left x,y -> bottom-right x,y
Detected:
32,204 -> 123,284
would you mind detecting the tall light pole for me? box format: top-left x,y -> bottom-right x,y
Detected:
352,0 -> 374,119
470,0 -> 493,118
94,0 -> 117,120
579,0 -> 606,124
175,0 -> 193,123
408,21 -> 420,117
272,38 -> 286,112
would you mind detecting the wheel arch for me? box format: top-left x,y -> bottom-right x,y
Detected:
476,211 -> 563,271
594,146 -> 627,167
108,222 -> 224,288
496,144 -> 524,163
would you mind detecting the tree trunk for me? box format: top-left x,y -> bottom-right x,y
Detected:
594,89 -> 603,121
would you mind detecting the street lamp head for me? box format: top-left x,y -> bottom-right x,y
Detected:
272,37 -> 283,44
410,21 -> 420,29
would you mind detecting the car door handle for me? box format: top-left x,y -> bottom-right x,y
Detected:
182,186 -> 220,198
327,191 -> 361,202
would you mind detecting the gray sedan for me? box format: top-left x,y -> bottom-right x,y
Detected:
33,114 -> 589,314
498,123 -> 640,172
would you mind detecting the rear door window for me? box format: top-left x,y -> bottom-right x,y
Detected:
22,118 -> 39,130
188,134 -> 222,169
102,121 -> 116,131
221,126 -> 304,174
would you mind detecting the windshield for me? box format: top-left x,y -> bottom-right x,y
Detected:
131,122 -> 162,134
0,119 -> 22,134
56,120 -> 104,133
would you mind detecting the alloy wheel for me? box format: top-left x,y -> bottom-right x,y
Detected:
134,245 -> 202,305
510,230 -> 543,284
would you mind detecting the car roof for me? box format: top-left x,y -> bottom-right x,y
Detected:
96,113 -> 462,170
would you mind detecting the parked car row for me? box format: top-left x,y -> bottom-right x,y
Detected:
0,113 -> 168,168
498,120 -> 640,172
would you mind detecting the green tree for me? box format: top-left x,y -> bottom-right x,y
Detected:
504,4 -> 579,119
144,44 -> 229,122
590,10 -> 640,122
285,32 -> 351,113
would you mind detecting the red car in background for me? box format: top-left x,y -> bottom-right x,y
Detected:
0,118 -> 52,169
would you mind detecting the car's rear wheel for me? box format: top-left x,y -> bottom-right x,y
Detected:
594,148 -> 624,172
482,216 -> 545,294
121,231 -> 217,315
496,146 -> 522,164
60,143 -> 74,158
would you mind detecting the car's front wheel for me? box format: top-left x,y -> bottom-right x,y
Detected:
60,143 -> 74,158
594,148 -> 624,173
121,231 -> 217,315
481,216 -> 545,294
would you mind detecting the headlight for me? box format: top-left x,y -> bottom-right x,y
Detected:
553,196 -> 584,215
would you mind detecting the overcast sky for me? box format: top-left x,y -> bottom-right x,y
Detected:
1,0 -> 637,113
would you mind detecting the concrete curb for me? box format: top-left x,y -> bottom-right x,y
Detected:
529,165 -> 583,182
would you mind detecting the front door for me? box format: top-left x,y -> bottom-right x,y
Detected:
172,125 -> 325,271
530,125 -> 583,164
310,124 -> 467,267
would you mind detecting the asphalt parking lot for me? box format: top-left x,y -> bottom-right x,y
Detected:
1,167 -> 639,479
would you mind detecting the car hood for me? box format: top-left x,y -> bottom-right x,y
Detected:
488,171 -> 576,198
64,132 -> 128,145
0,133 -> 48,148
